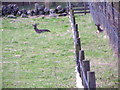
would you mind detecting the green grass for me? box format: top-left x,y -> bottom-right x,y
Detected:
2,16 -> 75,88
1,14 -> 118,88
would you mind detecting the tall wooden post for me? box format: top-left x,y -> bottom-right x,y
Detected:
118,2 -> 120,89
22,2 -> 24,6
87,71 -> 96,90
84,2 -> 86,15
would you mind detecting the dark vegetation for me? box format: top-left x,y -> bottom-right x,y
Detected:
1,3 -> 69,18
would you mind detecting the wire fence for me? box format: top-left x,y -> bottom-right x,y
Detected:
89,2 -> 120,54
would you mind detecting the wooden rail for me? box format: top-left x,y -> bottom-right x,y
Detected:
69,9 -> 96,90
74,11 -> 90,14
73,7 -> 89,10
71,2 -> 90,15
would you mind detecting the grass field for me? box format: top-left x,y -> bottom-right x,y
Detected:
1,14 -> 118,88
2,16 -> 76,88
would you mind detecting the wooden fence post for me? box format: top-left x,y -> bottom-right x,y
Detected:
83,60 -> 90,88
79,50 -> 85,61
87,71 -> 96,90
75,24 -> 79,38
70,9 -> 76,25
84,2 -> 86,15
70,15 -> 76,31
73,24 -> 79,43
73,16 -> 76,25
83,60 -> 90,78
71,9 -> 74,17
78,50 -> 85,78
77,38 -> 81,51
75,38 -> 81,64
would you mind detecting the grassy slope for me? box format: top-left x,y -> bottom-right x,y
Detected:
1,14 -> 118,88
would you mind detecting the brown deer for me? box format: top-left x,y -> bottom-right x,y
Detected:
95,24 -> 103,33
32,24 -> 50,33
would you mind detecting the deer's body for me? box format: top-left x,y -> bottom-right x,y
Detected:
33,24 -> 50,33
95,24 -> 103,32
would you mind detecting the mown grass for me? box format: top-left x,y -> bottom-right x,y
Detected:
1,14 -> 118,88
2,16 -> 75,88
